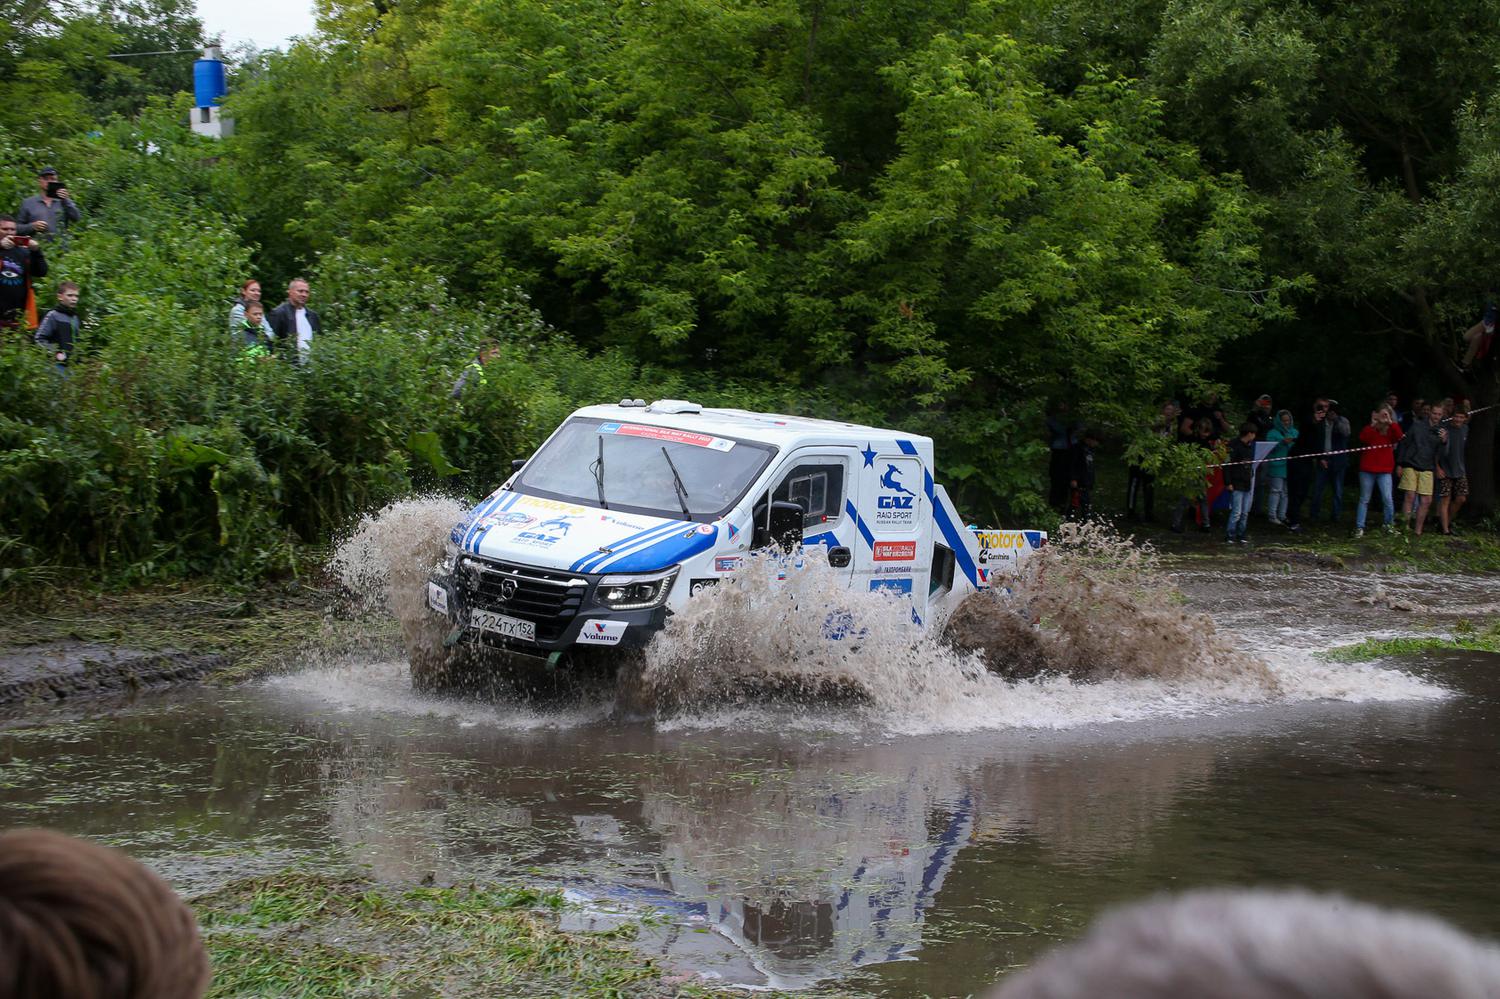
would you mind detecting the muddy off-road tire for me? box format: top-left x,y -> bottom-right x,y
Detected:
402,613 -> 476,694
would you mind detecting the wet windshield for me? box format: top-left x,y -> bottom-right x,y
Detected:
512,417 -> 776,523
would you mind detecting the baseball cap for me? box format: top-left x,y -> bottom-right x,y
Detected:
1255,393 -> 1272,403
37,166 -> 57,177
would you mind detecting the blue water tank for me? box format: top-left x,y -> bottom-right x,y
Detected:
193,57 -> 226,108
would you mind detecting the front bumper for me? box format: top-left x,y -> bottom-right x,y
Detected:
427,556 -> 670,654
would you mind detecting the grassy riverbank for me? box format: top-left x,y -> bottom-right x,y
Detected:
194,870 -> 846,999
1321,620 -> 1500,662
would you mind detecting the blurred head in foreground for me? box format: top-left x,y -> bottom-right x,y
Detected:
990,889 -> 1500,999
0,828 -> 210,999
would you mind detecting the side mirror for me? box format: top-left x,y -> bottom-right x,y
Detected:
511,458 -> 527,472
753,500 -> 805,550
827,546 -> 852,568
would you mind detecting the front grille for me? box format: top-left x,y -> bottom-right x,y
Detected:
460,557 -> 587,643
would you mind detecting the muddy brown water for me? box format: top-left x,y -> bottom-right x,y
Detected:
3,564 -> 1500,996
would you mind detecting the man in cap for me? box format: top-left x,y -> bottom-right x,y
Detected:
17,167 -> 81,244
1248,394 -> 1275,439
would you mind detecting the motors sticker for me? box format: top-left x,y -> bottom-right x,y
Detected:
576,619 -> 629,646
874,461 -> 920,528
426,582 -> 449,614
597,422 -> 735,452
689,578 -> 719,596
873,540 -> 916,561
974,529 -> 1047,575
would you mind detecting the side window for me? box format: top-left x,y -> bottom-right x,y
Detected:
929,544 -> 955,597
773,462 -> 845,529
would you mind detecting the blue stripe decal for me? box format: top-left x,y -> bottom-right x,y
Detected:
896,439 -> 920,456
462,490 -> 508,553
469,492 -> 522,554
844,499 -> 876,550
597,526 -> 719,573
932,490 -> 981,587
574,520 -> 686,573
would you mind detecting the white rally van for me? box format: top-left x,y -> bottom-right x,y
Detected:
422,400 -> 1043,670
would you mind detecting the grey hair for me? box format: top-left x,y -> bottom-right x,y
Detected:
988,889 -> 1500,999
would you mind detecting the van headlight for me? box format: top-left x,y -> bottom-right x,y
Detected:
597,568 -> 679,610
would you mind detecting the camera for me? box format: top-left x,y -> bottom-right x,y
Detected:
3,235 -> 33,249
45,181 -> 63,198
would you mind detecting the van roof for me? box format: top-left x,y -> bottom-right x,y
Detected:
572,403 -> 935,453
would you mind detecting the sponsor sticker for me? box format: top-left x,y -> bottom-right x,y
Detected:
696,523 -> 714,535
426,582 -> 449,615
689,578 -> 719,596
873,540 -> 916,561
515,514 -> 579,547
870,578 -> 913,595
714,556 -> 743,573
481,510 -> 535,529
576,619 -> 629,646
597,422 -> 735,452
873,461 -> 920,528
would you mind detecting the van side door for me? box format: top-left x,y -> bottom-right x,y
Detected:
761,449 -> 856,578
854,450 -> 931,618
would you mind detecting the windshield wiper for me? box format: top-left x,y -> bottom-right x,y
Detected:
590,436 -> 609,509
661,446 -> 691,519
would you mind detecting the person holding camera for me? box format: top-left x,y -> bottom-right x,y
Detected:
16,167 -> 81,245
0,214 -> 48,331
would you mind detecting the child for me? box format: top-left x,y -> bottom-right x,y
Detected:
1438,405 -> 1469,535
1264,410 -> 1297,525
1224,421 -> 1258,544
33,280 -> 79,366
233,299 -> 275,353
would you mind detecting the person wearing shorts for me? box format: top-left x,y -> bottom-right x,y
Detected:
1400,403 -> 1446,536
1439,406 -> 1470,535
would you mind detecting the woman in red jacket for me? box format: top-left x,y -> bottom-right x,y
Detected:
1354,405 -> 1403,537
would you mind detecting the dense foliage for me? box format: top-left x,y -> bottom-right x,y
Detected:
6,0 -> 1500,583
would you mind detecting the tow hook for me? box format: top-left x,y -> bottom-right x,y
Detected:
443,625 -> 464,648
546,651 -> 564,670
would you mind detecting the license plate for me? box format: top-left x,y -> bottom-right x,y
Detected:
469,608 -> 536,643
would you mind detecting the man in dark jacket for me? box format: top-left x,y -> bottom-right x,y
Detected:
1284,399 -> 1330,532
266,278 -> 321,362
1067,429 -> 1099,520
0,214 -> 46,331
16,167 -> 81,245
1225,422 -> 1258,544
1400,402 -> 1447,536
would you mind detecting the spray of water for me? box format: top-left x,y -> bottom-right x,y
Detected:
324,499 -> 1446,733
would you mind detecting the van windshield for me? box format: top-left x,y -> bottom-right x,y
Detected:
512,418 -> 777,523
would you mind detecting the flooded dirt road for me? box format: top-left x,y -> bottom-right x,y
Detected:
3,560 -> 1498,996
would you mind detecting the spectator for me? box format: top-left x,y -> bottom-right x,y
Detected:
1045,403 -> 1079,512
228,279 -> 274,341
1400,401 -> 1446,536
1067,428 -> 1099,519
267,277 -> 320,362
1224,421 -> 1257,545
1247,394 -> 1275,438
1353,404 -> 1403,538
233,300 -> 274,354
0,828 -> 211,999
452,340 -> 502,398
1401,397 -> 1426,434
34,281 -> 80,368
1438,404 -> 1470,536
1264,410 -> 1296,526
1384,390 -> 1404,428
1307,399 -> 1350,523
16,167 -> 81,245
1126,401 -> 1175,522
1285,398 -> 1330,533
985,888 -> 1500,999
1186,392 -> 1231,437
1460,291 -> 1497,371
0,214 -> 46,331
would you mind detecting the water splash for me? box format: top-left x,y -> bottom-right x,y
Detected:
323,499 -> 1448,733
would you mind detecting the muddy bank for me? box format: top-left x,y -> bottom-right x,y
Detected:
0,643 -> 226,705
